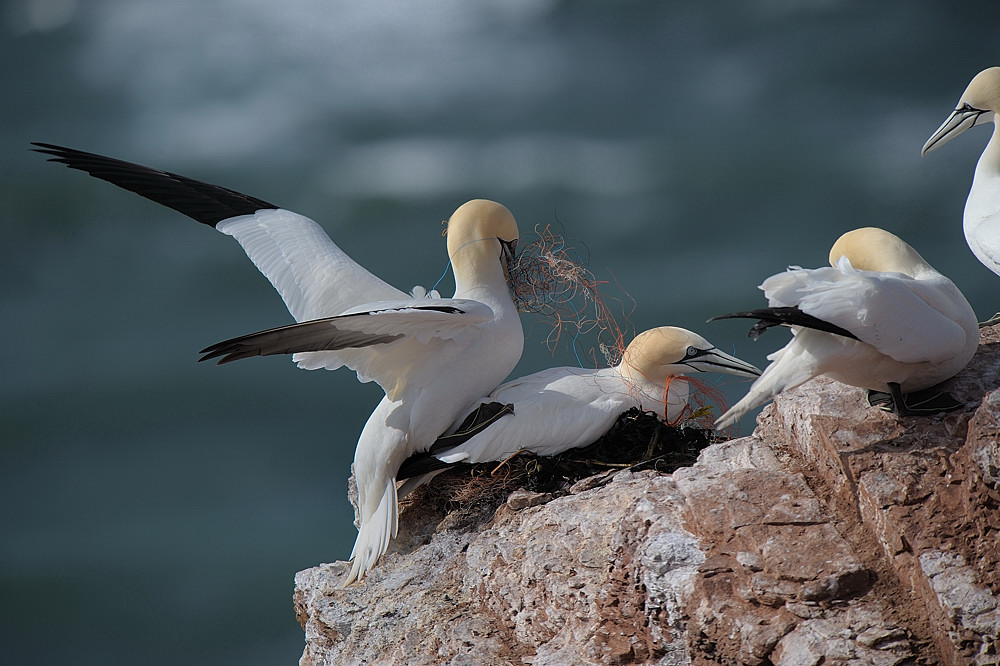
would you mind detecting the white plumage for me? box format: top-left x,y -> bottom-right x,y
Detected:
34,144 -> 524,584
227,200 -> 526,584
196,205 -> 526,584
922,66 -> 1000,277
396,326 -> 760,495
714,227 -> 978,430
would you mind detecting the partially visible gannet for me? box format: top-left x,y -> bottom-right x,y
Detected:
922,67 -> 1000,277
34,144 -> 525,584
394,326 -> 760,494
713,228 -> 978,430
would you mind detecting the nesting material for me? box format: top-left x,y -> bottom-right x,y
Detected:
401,408 -> 715,524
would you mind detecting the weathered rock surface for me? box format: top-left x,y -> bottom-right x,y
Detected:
294,327 -> 1000,665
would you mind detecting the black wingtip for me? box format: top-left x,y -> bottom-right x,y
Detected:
396,453 -> 455,481
197,350 -> 231,365
708,310 -> 783,341
197,341 -> 259,365
707,311 -> 757,323
709,306 -> 859,342
398,401 -> 516,480
32,141 -> 279,227
427,402 -> 515,455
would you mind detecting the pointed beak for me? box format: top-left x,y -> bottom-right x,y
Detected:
922,105 -> 990,155
684,348 -> 761,379
499,237 -> 518,283
499,237 -> 518,262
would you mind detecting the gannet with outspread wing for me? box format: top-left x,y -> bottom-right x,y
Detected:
922,67 -> 1000,278
712,227 -> 978,430
394,326 -> 760,494
34,144 -> 524,583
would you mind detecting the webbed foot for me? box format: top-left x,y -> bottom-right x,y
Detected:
979,313 -> 1000,328
866,382 -> 964,416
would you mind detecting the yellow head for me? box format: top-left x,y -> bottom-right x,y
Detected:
958,67 -> 1000,113
444,199 -> 519,291
922,67 -> 1000,155
621,326 -> 760,383
828,227 -> 930,276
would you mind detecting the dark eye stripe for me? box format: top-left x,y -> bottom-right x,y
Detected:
684,346 -> 709,360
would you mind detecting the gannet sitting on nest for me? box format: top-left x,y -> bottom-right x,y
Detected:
922,67 -> 1000,281
34,144 -> 525,584
712,228 -> 978,430
394,326 -> 760,495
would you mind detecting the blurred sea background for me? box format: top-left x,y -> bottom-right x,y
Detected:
3,1 -> 1000,663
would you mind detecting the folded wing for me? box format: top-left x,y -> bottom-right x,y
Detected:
762,258 -> 968,365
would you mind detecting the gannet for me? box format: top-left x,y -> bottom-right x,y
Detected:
393,326 -> 761,494
922,67 -> 1000,277
712,227 -> 978,430
33,143 -> 525,583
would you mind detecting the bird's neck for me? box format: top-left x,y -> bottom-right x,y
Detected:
967,122 -> 1000,231
452,247 -> 512,306
974,122 -> 1000,180
615,364 -> 690,421
617,362 -> 669,395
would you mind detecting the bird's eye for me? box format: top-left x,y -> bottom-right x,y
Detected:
685,346 -> 699,358
962,102 -> 976,112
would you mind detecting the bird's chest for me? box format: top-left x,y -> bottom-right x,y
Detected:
962,189 -> 1000,272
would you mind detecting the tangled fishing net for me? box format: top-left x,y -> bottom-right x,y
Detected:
506,224 -> 733,432
508,224 -> 633,368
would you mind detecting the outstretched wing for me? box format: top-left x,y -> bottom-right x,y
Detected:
33,143 -> 408,321
215,209 -> 409,321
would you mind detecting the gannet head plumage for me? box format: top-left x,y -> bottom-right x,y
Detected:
444,199 -> 519,293
922,67 -> 1000,155
828,227 -> 931,276
621,326 -> 761,384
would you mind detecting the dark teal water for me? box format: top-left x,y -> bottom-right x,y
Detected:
4,1 -> 1000,663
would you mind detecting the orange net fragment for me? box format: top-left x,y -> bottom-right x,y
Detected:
671,376 -> 733,432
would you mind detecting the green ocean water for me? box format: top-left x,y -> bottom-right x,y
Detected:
3,1 -> 999,663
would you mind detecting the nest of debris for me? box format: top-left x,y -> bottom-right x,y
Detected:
401,408 -> 717,527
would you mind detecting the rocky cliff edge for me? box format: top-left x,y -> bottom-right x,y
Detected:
294,326 -> 1000,665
